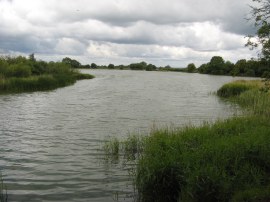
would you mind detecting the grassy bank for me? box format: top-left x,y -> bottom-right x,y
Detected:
0,56 -> 94,94
104,80 -> 270,201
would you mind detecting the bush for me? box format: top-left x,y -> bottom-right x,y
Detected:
7,64 -> 32,78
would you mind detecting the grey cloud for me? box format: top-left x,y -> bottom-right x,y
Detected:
0,0 -> 257,66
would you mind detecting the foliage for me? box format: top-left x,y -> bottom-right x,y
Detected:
130,62 -> 147,70
108,64 -> 115,69
145,64 -> 157,71
198,56 -> 270,77
0,55 -> 94,94
186,63 -> 196,73
246,0 -> 270,62
62,57 -> 81,68
91,63 -> 98,68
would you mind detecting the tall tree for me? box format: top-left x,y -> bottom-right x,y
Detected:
187,63 -> 196,73
246,0 -> 270,61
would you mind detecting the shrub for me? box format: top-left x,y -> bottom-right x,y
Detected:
7,64 -> 32,78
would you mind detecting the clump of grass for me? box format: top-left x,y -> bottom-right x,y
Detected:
0,174 -> 7,202
218,80 -> 270,116
103,137 -> 121,162
123,135 -> 145,161
103,135 -> 145,163
217,80 -> 260,98
134,116 -> 270,201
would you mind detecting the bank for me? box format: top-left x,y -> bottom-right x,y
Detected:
0,56 -> 94,94
104,79 -> 270,201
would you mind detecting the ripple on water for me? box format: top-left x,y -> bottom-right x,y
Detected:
0,70 -> 248,201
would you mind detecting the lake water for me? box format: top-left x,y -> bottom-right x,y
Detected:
0,70 -> 245,201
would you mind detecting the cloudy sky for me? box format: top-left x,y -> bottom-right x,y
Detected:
0,0 -> 258,67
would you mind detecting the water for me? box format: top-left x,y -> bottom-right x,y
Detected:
0,70 -> 246,201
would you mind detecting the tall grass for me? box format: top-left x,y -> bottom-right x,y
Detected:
217,80 -> 261,97
104,80 -> 270,202
135,116 -> 270,201
0,56 -> 94,94
0,174 -> 7,202
103,135 -> 145,162
218,80 -> 270,116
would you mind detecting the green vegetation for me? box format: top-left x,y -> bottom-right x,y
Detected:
103,135 -> 145,162
104,80 -> 270,201
197,56 -> 270,77
0,55 -> 94,94
0,174 -> 7,202
246,0 -> 270,63
217,80 -> 261,97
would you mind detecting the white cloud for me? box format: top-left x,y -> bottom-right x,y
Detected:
0,0 -> 257,66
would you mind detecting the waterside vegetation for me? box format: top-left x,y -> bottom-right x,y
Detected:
104,80 -> 270,201
0,174 -> 7,202
0,55 -> 94,94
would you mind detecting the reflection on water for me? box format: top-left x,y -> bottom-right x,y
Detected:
0,70 -> 245,201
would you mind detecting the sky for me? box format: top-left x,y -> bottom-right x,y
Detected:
0,0 -> 259,67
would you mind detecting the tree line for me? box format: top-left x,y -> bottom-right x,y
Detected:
196,56 -> 270,77
62,57 -> 184,72
62,55 -> 270,78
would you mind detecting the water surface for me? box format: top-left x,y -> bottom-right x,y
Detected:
0,70 -> 245,201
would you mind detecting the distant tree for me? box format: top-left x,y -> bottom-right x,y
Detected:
29,53 -> 36,62
62,57 -> 81,68
224,61 -> 235,75
208,56 -> 225,75
130,62 -> 147,70
118,65 -> 125,70
82,64 -> 91,69
145,64 -> 157,71
234,59 -> 247,75
91,63 -> 97,68
108,64 -> 115,69
198,63 -> 208,74
187,63 -> 196,73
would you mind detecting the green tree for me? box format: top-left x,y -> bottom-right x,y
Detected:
91,63 -> 97,68
224,61 -> 235,75
246,0 -> 270,62
62,57 -> 81,68
198,63 -> 208,74
208,56 -> 225,75
235,59 -> 247,75
145,64 -> 157,71
130,62 -> 147,70
108,64 -> 115,69
29,53 -> 36,62
187,63 -> 196,73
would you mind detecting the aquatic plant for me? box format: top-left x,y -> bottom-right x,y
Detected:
0,175 -> 7,202
217,80 -> 260,97
103,80 -> 270,201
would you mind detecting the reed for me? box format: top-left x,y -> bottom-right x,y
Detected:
0,175 -> 7,202
104,80 -> 270,201
0,56 -> 94,94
